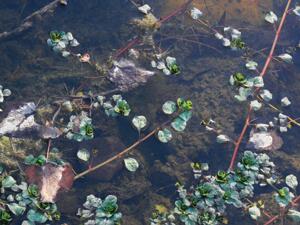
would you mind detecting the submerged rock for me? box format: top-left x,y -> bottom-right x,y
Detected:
108,59 -> 155,92
0,102 -> 38,136
248,129 -> 283,151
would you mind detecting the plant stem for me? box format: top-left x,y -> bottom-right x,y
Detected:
74,127 -> 158,180
263,195 -> 300,225
113,0 -> 193,59
228,0 -> 292,171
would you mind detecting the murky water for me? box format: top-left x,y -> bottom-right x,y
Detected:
1,0 -> 300,224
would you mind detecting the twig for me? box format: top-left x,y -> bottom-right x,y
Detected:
263,195 -> 300,225
228,0 -> 292,171
74,128 -> 158,180
0,0 -> 65,41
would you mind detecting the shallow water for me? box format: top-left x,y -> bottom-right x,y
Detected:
1,0 -> 300,224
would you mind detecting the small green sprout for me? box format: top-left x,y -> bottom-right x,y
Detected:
177,98 -> 192,111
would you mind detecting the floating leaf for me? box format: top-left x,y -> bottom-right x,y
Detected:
162,101 -> 176,114
190,7 -> 203,20
171,117 -> 186,132
245,61 -> 258,70
278,53 -> 293,63
250,100 -> 262,111
281,97 -> 291,107
287,209 -> 300,222
234,87 -> 252,102
178,111 -> 192,122
285,174 -> 298,190
132,115 -> 147,131
124,158 -> 139,172
2,176 -> 16,188
27,209 -> 48,223
265,11 -> 278,24
293,6 -> 300,16
138,4 -> 151,14
77,148 -> 90,162
248,204 -> 261,220
259,89 -> 272,102
7,203 -> 26,216
216,134 -> 230,143
157,128 -> 172,143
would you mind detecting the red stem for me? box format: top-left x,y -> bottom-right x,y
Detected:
159,0 -> 193,24
113,0 -> 193,59
263,195 -> 300,225
228,0 -> 292,171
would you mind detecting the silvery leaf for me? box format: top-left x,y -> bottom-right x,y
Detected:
265,11 -> 278,24
281,97 -> 291,107
250,100 -> 262,111
124,158 -> 139,172
77,148 -> 90,161
278,53 -> 293,63
190,7 -> 203,20
285,174 -> 298,190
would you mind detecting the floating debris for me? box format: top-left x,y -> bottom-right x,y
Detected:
190,7 -> 203,20
0,102 -> 38,136
278,53 -> 293,63
138,4 -> 151,15
248,128 -> 283,151
25,163 -> 74,203
281,97 -> 291,107
108,59 -> 155,91
265,11 -> 278,24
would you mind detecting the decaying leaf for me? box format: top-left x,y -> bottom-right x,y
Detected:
25,163 -> 75,203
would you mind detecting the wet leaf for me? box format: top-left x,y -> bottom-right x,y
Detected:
124,158 -> 139,172
157,128 -> 172,143
278,53 -> 293,63
132,115 -> 147,131
162,101 -> 176,115
287,209 -> 300,222
190,7 -> 203,20
7,203 -> 26,216
77,148 -> 90,162
265,11 -> 278,24
281,97 -> 291,107
2,176 -> 16,188
248,204 -> 261,220
285,174 -> 298,190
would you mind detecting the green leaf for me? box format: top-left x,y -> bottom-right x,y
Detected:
77,148 -> 90,162
7,203 -> 26,216
27,209 -> 48,223
2,176 -> 16,188
157,128 -> 173,143
171,117 -> 186,132
124,158 -> 139,172
162,101 -> 176,115
287,209 -> 300,222
132,116 -> 147,131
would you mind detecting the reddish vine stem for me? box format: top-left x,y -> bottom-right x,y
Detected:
228,0 -> 292,171
113,0 -> 193,59
263,195 -> 300,225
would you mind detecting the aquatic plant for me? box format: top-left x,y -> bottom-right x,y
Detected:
77,194 -> 122,225
157,98 -> 192,143
149,151 -> 299,224
0,165 -> 62,224
64,111 -> 94,141
0,85 -> 11,112
47,31 -> 79,57
102,95 -> 131,117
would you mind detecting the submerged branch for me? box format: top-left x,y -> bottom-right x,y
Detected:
0,0 -> 66,41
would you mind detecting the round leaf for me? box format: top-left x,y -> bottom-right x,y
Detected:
132,115 -> 147,131
77,148 -> 90,162
162,101 -> 176,115
124,158 -> 139,172
157,128 -> 173,143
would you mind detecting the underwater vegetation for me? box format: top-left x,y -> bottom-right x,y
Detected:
1,0 -> 300,224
